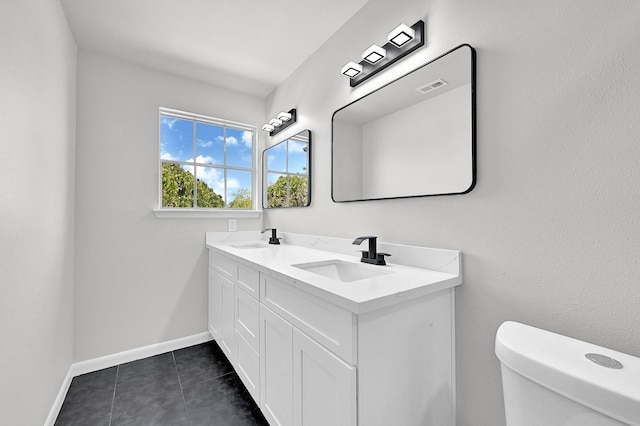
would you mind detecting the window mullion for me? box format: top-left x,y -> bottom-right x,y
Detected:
286,140 -> 291,207
223,126 -> 227,207
192,121 -> 198,208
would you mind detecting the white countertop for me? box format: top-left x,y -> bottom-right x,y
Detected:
206,238 -> 461,314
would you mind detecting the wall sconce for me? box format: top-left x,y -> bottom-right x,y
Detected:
362,44 -> 386,64
341,20 -> 424,87
262,109 -> 297,137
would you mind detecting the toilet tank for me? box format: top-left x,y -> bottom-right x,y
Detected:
495,321 -> 640,426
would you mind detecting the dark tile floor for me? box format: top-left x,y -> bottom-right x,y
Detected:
55,340 -> 269,426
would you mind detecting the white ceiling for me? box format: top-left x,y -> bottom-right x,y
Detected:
60,0 -> 370,97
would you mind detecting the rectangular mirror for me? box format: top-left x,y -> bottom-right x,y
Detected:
332,44 -> 476,202
263,129 -> 311,208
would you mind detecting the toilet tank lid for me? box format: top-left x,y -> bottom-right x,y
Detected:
495,321 -> 640,426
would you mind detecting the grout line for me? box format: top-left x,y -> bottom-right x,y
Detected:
180,370 -> 235,391
108,365 -> 119,426
173,351 -> 190,425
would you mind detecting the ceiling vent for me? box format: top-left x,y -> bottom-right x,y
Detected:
416,79 -> 447,94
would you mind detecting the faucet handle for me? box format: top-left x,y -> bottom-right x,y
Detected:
373,252 -> 391,265
356,249 -> 370,258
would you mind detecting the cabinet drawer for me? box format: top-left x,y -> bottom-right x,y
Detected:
261,275 -> 356,364
237,264 -> 259,299
209,250 -> 237,281
235,330 -> 260,403
235,287 -> 260,352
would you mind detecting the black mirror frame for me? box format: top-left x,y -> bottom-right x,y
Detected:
331,44 -> 476,203
262,130 -> 312,209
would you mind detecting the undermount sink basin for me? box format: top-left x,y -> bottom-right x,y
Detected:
231,242 -> 270,249
293,259 -> 392,282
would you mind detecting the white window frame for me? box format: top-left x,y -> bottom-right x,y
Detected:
153,107 -> 261,219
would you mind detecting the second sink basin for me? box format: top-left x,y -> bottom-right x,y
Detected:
293,259 -> 392,282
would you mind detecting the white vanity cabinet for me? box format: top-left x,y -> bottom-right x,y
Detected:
208,245 -> 456,426
208,250 -> 261,400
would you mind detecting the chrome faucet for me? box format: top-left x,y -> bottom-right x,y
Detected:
261,228 -> 281,245
352,236 -> 391,265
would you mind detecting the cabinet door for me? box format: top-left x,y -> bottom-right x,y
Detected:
220,273 -> 235,362
260,305 -> 293,426
293,329 -> 357,426
235,330 -> 260,403
208,268 -> 223,339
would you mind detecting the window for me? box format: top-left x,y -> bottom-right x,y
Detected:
159,108 -> 255,211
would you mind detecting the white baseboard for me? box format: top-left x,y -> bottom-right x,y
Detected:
45,331 -> 213,426
45,367 -> 75,426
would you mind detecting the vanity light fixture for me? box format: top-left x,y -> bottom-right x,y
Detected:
277,111 -> 292,122
388,23 -> 416,47
341,20 -> 424,87
362,44 -> 386,64
341,61 -> 363,78
262,108 -> 297,137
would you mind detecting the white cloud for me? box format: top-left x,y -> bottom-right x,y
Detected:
288,141 -> 308,153
162,117 -> 178,129
242,131 -> 253,148
161,152 -> 178,161
193,166 -> 226,200
193,155 -> 214,165
227,177 -> 240,190
197,138 -> 213,148
213,132 -> 252,148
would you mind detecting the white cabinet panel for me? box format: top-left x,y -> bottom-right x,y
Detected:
208,268 -> 222,339
261,275 -> 356,364
220,273 -> 235,362
293,329 -> 357,426
210,250 -> 237,280
260,305 -> 293,426
235,286 -> 260,352
237,263 -> 260,299
235,330 -> 260,403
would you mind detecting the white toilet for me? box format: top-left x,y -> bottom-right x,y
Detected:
495,321 -> 640,426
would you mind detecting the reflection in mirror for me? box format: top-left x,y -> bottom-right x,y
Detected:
263,130 -> 311,208
332,44 -> 475,202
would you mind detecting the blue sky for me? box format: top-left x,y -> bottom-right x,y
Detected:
266,139 -> 308,176
160,116 -> 253,202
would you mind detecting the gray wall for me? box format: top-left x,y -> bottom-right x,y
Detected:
73,52 -> 264,361
0,0 -> 77,423
264,0 -> 640,424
